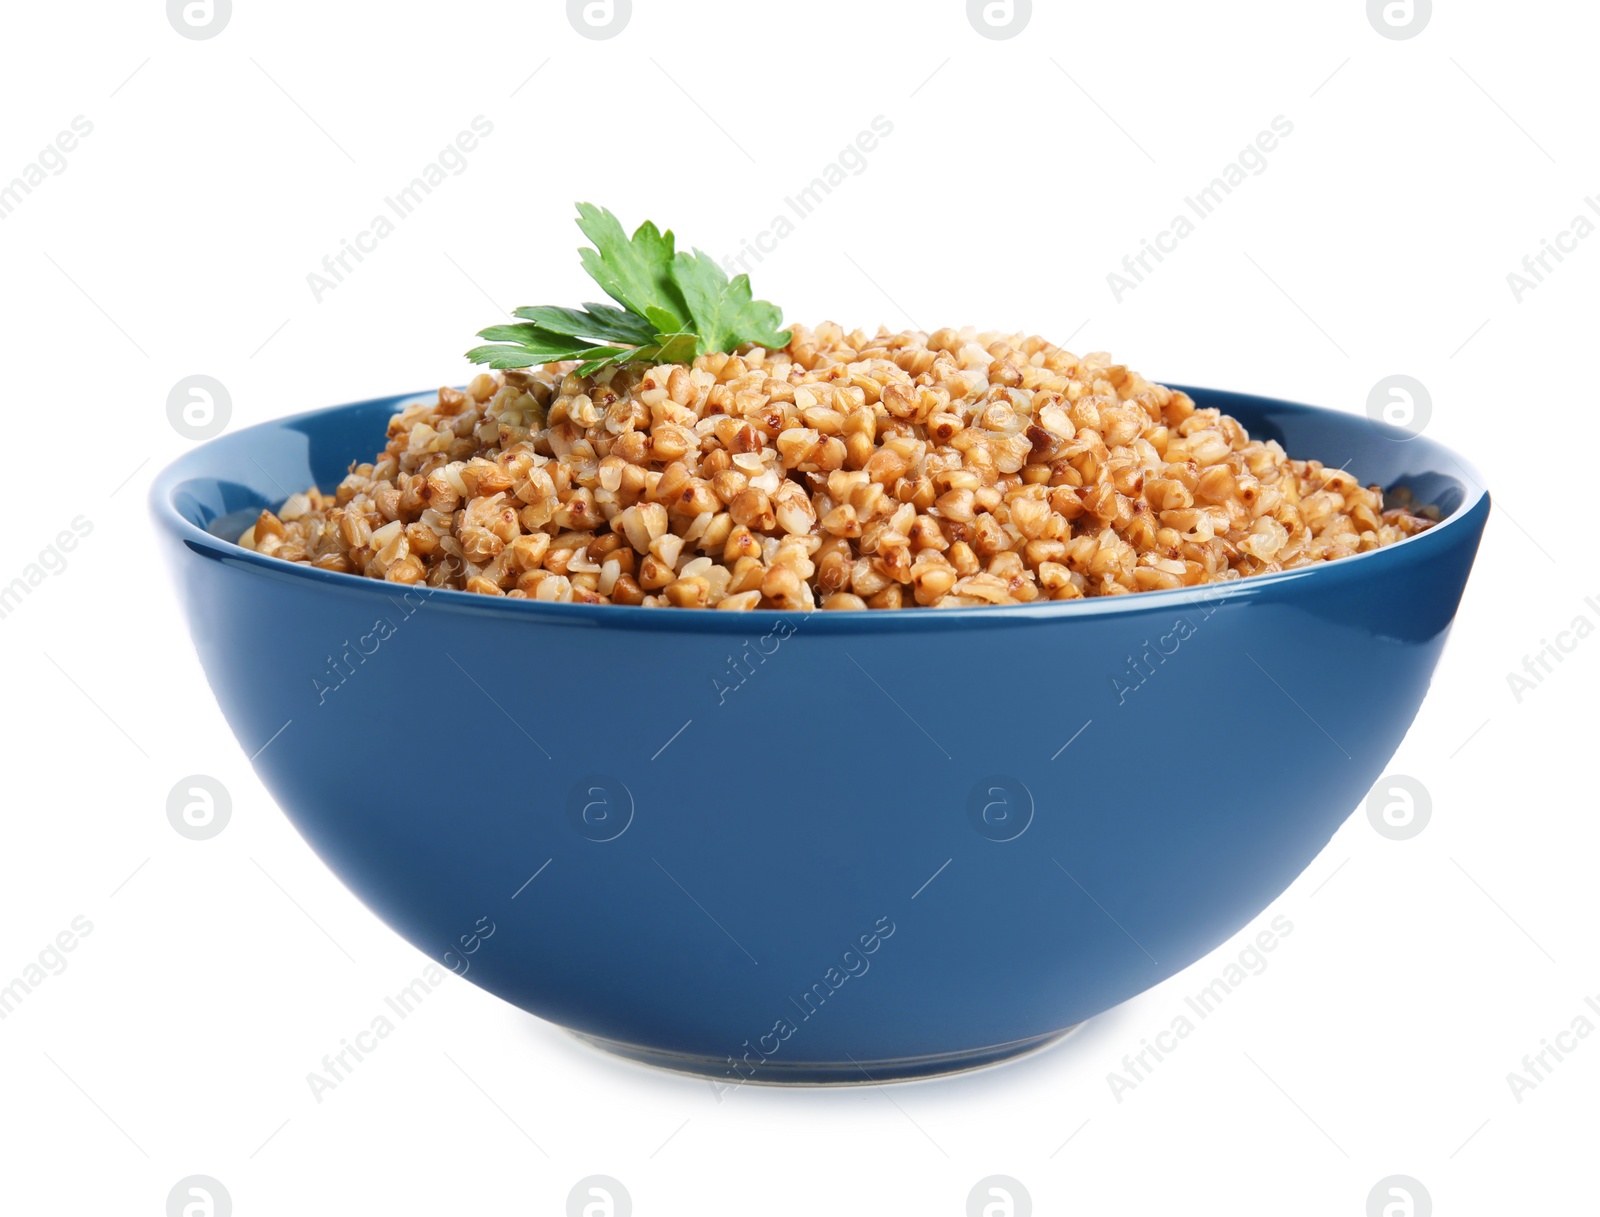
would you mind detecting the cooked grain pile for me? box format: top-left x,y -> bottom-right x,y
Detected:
240,325 -> 1435,608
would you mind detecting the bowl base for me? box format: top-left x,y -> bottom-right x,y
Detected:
569,1023 -> 1084,1086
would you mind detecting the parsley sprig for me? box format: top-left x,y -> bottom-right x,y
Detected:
466,203 -> 791,377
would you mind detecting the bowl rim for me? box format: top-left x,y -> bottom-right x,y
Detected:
150,383 -> 1491,632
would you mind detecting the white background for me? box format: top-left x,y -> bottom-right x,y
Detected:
1,1 -> 1594,1213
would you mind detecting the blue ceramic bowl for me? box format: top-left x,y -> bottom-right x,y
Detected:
152,386 -> 1488,1085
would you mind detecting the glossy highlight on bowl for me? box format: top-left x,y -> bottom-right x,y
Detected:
152,385 -> 1489,1084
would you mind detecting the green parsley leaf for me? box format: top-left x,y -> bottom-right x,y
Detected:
468,344 -> 602,370
465,204 -> 792,377
511,305 -> 657,347
652,332 -> 701,364
466,322 -> 601,369
673,247 -> 792,355
573,346 -> 650,376
574,203 -> 690,334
